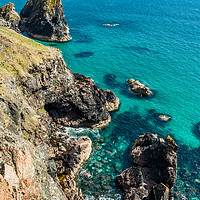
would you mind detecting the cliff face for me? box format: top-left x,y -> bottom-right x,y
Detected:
20,0 -> 71,42
0,26 -> 119,199
0,26 -> 73,199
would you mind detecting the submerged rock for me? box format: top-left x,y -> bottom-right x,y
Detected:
193,122 -> 200,139
116,133 -> 178,200
0,3 -> 21,32
20,0 -> 71,42
127,79 -> 152,96
158,114 -> 171,122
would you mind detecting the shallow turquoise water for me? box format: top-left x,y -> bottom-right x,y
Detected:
1,0 -> 200,199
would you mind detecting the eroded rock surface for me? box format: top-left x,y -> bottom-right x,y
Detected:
51,133 -> 92,199
20,0 -> 71,42
127,79 -> 152,96
0,3 -> 21,32
116,133 -> 178,200
45,73 -> 120,129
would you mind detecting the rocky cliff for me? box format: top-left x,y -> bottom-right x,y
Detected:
0,26 -> 119,199
20,0 -> 71,42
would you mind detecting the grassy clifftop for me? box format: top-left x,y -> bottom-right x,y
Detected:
0,26 -> 73,141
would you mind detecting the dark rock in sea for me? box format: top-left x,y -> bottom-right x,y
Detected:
116,133 -> 178,200
193,122 -> 200,139
45,73 -> 120,129
20,0 -> 71,42
103,74 -> 119,88
74,51 -> 94,58
0,3 -> 21,32
127,79 -> 152,96
125,46 -> 159,54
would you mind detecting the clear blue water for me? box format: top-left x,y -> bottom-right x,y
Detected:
1,0 -> 200,199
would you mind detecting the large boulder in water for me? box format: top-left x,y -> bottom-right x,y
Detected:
20,0 -> 71,42
0,3 -> 21,32
127,79 -> 152,96
116,133 -> 178,200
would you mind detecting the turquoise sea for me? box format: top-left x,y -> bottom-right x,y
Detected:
1,0 -> 200,199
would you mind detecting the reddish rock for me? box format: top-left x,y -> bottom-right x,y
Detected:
0,146 -> 37,200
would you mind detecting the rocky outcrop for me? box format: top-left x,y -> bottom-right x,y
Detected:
0,3 -> 21,32
50,133 -> 92,199
127,79 -> 152,96
45,73 -> 120,129
20,0 -> 71,42
116,133 -> 178,200
104,89 -> 120,112
0,27 -> 119,199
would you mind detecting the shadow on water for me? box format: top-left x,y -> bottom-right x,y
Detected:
74,51 -> 94,58
103,74 -> 120,88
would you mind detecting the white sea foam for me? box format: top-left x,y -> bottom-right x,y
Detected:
84,194 -> 122,200
55,126 -> 100,142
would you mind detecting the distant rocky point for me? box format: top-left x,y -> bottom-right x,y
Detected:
127,79 -> 152,96
20,0 -> 71,42
116,133 -> 178,200
0,3 -> 20,32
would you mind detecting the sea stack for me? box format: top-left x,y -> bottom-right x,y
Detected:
20,0 -> 71,42
116,133 -> 178,200
0,3 -> 21,32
